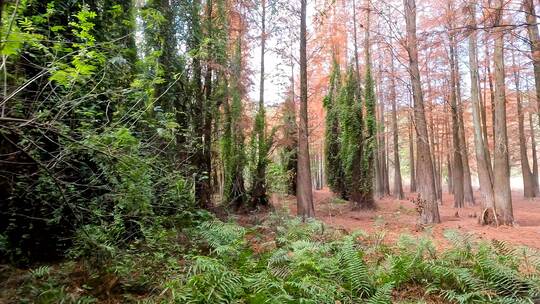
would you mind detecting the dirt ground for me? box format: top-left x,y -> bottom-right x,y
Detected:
273,189 -> 540,250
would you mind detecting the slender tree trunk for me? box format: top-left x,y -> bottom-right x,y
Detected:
486,44 -> 496,155
481,48 -> 494,180
447,156 -> 453,193
202,0 -> 214,203
449,30 -> 464,209
380,100 -> 390,196
251,0 -> 269,206
287,40 -> 298,196
454,46 -> 475,205
524,0 -> 540,126
390,55 -> 404,199
467,1 -> 495,223
480,70 -> 489,148
445,115 -> 454,194
530,112 -> 540,195
428,101 -> 441,201
525,0 -> 540,195
435,122 -> 443,198
409,115 -> 416,192
376,102 -> 384,197
404,0 -> 440,223
492,0 -> 513,225
352,0 -> 361,85
512,52 -> 536,198
297,0 -> 314,219
192,0 -> 211,208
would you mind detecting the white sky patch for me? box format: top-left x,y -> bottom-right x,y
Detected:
247,2 -> 315,107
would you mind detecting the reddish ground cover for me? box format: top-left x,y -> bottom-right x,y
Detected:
273,189 -> 540,249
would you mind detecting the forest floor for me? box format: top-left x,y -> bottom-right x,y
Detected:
271,189 -> 540,250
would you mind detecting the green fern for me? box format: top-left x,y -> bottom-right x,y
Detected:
339,237 -> 373,298
30,265 -> 51,279
367,282 -> 393,304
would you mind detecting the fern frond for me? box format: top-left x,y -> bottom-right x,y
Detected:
366,282 -> 393,304
339,238 -> 373,297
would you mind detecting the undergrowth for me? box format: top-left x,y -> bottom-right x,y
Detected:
2,211 -> 540,304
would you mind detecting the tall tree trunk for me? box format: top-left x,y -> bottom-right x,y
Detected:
512,52 -> 536,198
390,55 -> 404,199
435,121 -> 443,198
466,1 -> 496,224
453,45 -> 475,205
530,112 -> 540,195
203,0 -> 214,202
409,114 -> 416,192
444,118 -> 454,194
428,100 -> 442,201
251,0 -> 269,206
352,0 -> 361,86
481,45 -> 494,176
380,100 -> 390,196
192,0 -> 211,208
492,0 -> 513,225
524,0 -> 540,125
448,25 -> 464,208
297,0 -> 315,219
404,0 -> 440,223
486,44 -> 496,156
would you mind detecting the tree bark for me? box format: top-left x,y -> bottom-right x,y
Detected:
486,47 -> 496,154
251,0 -> 269,206
444,115 -> 453,194
297,0 -> 315,219
492,0 -> 513,225
524,0 -> 540,126
352,0 -> 361,87
429,105 -> 442,201
404,0 -> 440,223
512,52 -> 536,198
454,47 -> 475,205
449,30 -> 464,208
529,112 -> 540,195
434,120 -> 443,200
380,99 -> 390,196
192,0 -> 211,208
390,55 -> 404,199
467,1 -> 495,223
409,114 -> 416,192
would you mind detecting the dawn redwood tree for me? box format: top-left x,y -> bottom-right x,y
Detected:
324,58 -> 346,198
403,0 -> 440,223
281,91 -> 298,196
454,47 -> 475,205
448,26 -> 464,209
378,96 -> 390,197
190,0 -> 212,208
297,0 -> 314,218
524,0 -> 540,196
491,0 -> 513,225
390,54 -> 404,199
408,114 -> 416,192
466,0 -> 495,224
529,112 -> 540,195
523,0 -> 540,121
361,7 -> 377,207
340,66 -> 368,208
251,0 -> 271,207
512,51 -> 536,198
222,38 -> 247,208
